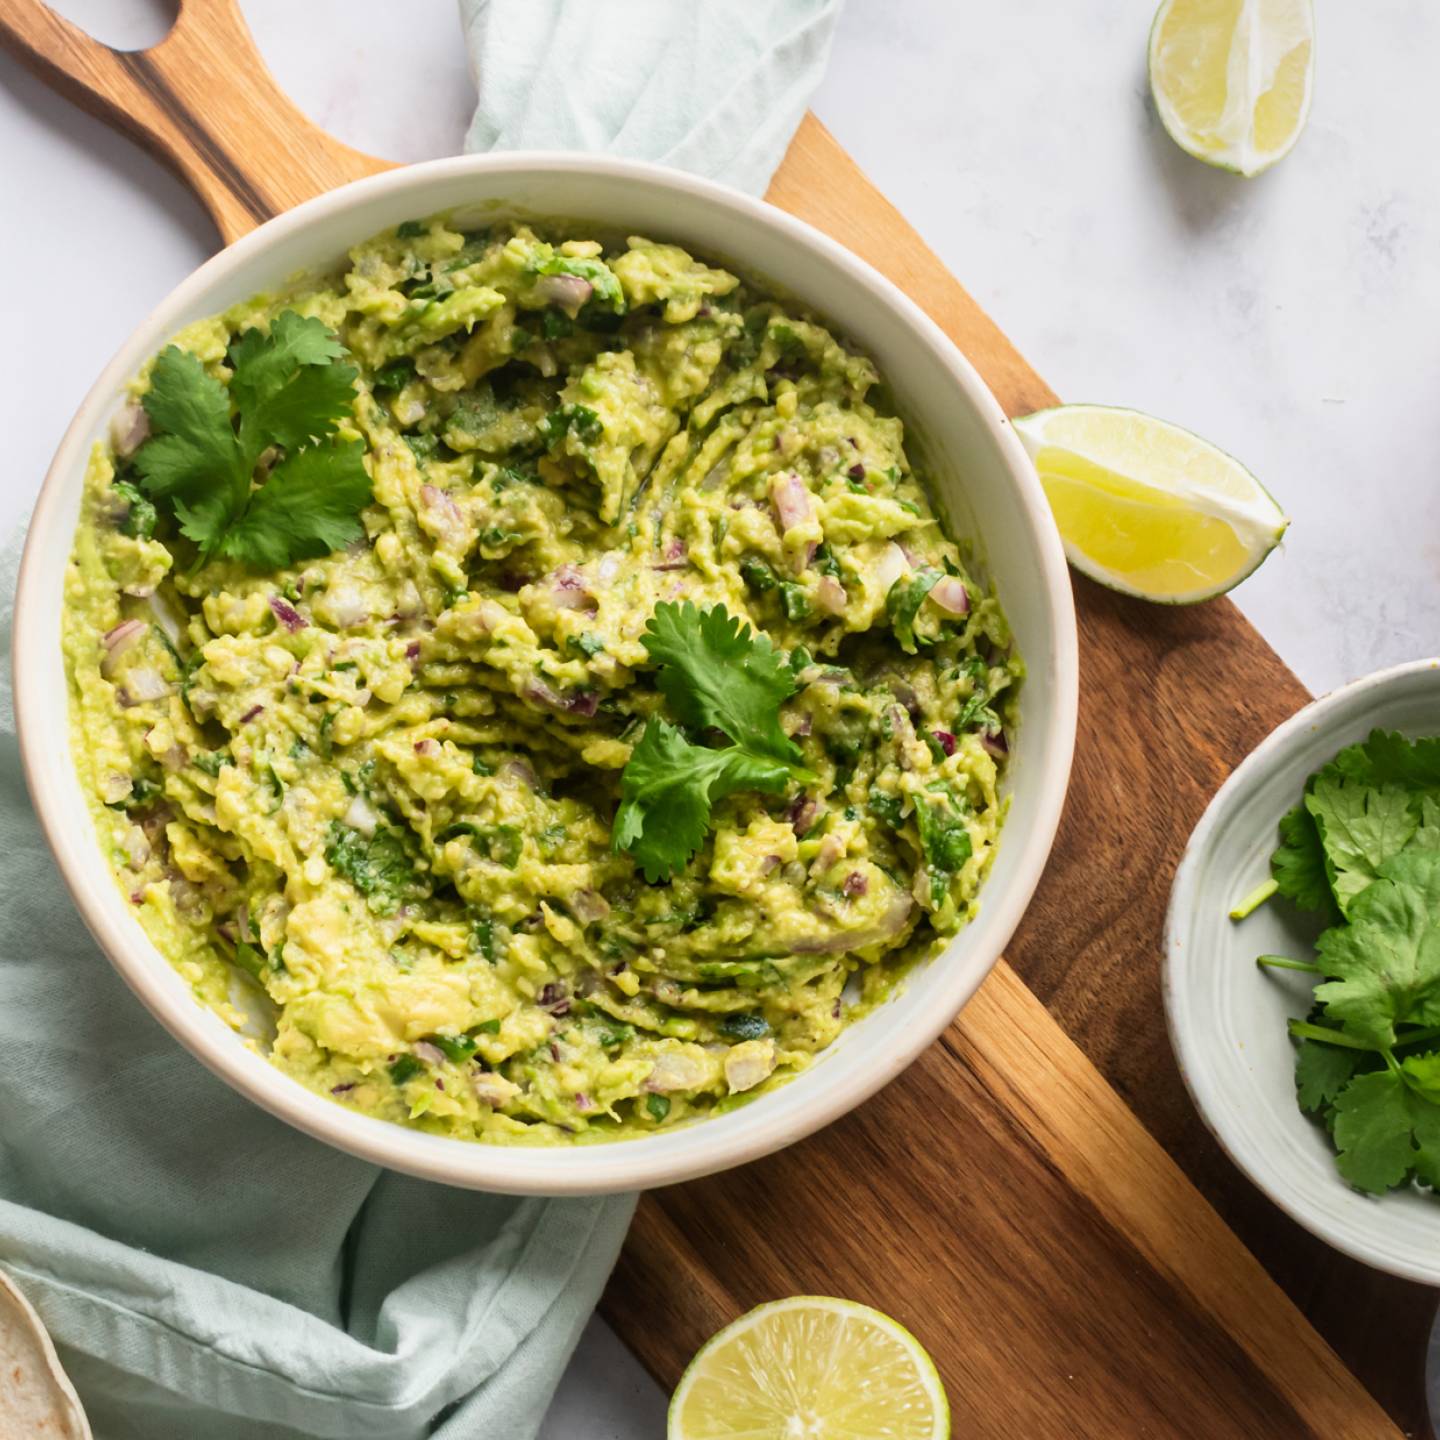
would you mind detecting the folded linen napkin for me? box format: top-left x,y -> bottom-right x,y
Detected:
460,0 -> 844,196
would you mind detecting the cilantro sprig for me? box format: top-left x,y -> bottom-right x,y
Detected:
1241,729 -> 1440,1193
132,310 -> 372,569
612,602 -> 809,881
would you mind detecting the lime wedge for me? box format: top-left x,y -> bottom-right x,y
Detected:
1014,404 -> 1287,603
1149,0 -> 1315,177
668,1296 -> 949,1440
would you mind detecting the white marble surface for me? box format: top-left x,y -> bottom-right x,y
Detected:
3,1 -> 1437,1433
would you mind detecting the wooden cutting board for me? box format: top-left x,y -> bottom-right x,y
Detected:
2,1 -> 1428,1433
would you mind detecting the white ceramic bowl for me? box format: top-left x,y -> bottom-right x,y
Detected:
1166,659 -> 1440,1283
14,155 -> 1077,1195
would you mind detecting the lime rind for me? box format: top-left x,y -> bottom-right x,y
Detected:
668,1295 -> 950,1440
1148,0 -> 1315,178
1014,403 -> 1288,605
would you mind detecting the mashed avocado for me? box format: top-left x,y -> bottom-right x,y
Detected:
62,218 -> 1020,1143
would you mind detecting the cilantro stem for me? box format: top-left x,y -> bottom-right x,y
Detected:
1288,1019 -> 1440,1052
1229,877 -> 1278,920
1256,954 -> 1322,973
1286,1020 -> 1379,1051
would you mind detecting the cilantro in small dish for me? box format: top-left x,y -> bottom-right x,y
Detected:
1241,730 -> 1440,1194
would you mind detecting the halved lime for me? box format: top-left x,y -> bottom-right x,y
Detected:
668,1296 -> 949,1440
1014,403 -> 1287,603
1149,0 -> 1315,177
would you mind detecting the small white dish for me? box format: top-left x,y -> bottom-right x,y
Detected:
1165,658 -> 1440,1285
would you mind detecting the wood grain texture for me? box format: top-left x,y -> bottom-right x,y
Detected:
0,0 -> 391,243
610,965 -> 1401,1438
0,6 -> 1425,1426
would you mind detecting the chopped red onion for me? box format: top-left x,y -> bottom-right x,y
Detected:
413,738 -> 440,757
532,272 -> 593,316
875,541 -> 910,592
343,793 -> 380,838
412,1041 -> 446,1068
501,758 -> 539,790
239,704 -> 264,724
788,794 -> 818,837
100,771 -> 133,806
236,907 -> 254,944
110,402 -> 150,459
119,666 -> 172,704
847,462 -> 866,480
332,1082 -> 356,1095
123,827 -> 151,868
405,640 -> 421,661
931,729 -> 956,757
269,596 -> 307,632
574,1092 -> 596,1113
527,681 -> 598,718
769,472 -> 813,534
570,890 -> 610,925
322,582 -> 371,629
539,982 -> 571,1016
143,593 -> 187,651
929,577 -> 970,616
815,576 -> 846,615
760,854 -> 783,876
546,564 -> 596,610
842,870 -> 869,899
100,619 -> 147,678
418,484 -> 465,541
474,1072 -> 519,1108
644,1052 -> 709,1094
982,728 -> 1009,760
215,921 -> 238,945
651,538 -> 689,572
724,1043 -> 776,1094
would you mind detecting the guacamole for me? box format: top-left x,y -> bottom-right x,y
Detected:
63,217 -> 1020,1143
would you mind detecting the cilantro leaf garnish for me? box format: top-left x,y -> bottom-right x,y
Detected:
1313,850 -> 1440,1049
1294,1032 -> 1367,1113
1270,804 -> 1334,914
1331,1067 -> 1440,1194
133,310 -> 370,568
1305,774 -> 1418,915
640,601 -> 802,765
611,603 -> 808,881
613,718 -> 792,883
1246,732 -> 1440,1194
216,439 -> 371,570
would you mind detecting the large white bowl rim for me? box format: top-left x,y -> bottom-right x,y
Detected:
14,153 -> 1078,1194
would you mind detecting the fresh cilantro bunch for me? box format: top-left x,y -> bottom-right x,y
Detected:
1244,730 -> 1440,1194
612,602 -> 810,882
132,310 -> 373,569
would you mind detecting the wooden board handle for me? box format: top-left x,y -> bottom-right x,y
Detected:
0,0 -> 393,244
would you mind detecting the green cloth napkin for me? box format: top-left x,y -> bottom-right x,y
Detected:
459,0 -> 844,196
0,527 -> 634,1439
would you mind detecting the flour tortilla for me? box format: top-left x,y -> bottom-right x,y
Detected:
0,1271 -> 91,1439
